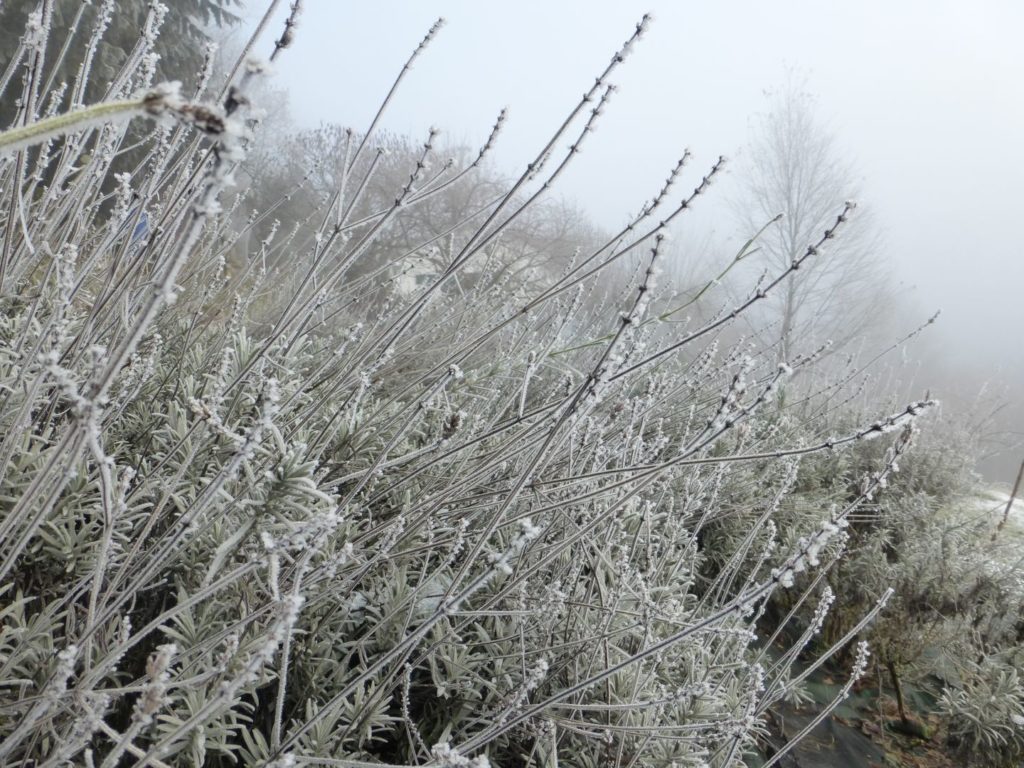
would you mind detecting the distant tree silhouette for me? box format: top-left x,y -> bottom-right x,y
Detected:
735,78 -> 892,365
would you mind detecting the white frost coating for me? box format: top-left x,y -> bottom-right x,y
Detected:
858,399 -> 936,442
430,742 -> 491,768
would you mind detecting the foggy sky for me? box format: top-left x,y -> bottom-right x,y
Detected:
246,1 -> 1023,480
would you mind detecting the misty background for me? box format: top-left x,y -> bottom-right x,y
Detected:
246,0 -> 1023,483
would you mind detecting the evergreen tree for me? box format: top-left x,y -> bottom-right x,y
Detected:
0,0 -> 242,123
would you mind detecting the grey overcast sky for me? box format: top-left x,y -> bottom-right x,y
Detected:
247,1 -> 1023,479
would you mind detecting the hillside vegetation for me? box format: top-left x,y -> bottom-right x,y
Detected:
0,5 -> 1020,767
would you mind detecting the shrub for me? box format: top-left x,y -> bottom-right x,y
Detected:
940,656 -> 1024,767
0,7 -> 936,767
734,403 -> 1024,752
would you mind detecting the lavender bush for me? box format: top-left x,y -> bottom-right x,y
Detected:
0,4 -> 945,767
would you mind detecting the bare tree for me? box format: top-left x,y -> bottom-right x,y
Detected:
241,123 -> 604,295
736,80 -> 893,365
